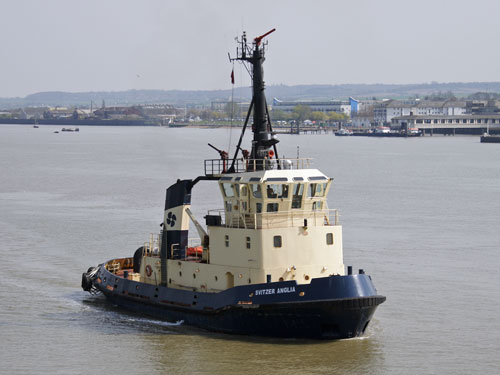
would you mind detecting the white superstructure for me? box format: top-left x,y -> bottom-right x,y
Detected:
139,165 -> 345,293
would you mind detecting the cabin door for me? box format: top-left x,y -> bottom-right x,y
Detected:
226,272 -> 234,289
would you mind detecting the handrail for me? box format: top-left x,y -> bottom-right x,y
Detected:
204,158 -> 313,175
143,233 -> 161,257
205,208 -> 340,229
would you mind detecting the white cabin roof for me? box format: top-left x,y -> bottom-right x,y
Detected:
219,169 -> 330,183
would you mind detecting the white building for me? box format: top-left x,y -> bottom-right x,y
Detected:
374,99 -> 467,124
272,98 -> 351,116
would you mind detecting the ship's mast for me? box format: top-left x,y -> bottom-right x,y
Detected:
230,29 -> 279,171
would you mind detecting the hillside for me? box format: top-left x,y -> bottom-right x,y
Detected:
2,82 -> 500,109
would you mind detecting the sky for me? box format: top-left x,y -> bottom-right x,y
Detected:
1,0 -> 500,98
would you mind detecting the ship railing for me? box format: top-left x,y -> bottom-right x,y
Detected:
143,233 -> 161,257
206,208 -> 339,229
105,257 -> 134,274
204,158 -> 313,176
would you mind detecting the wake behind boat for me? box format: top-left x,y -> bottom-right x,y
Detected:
81,29 -> 385,339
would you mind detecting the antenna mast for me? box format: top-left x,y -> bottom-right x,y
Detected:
230,28 -> 278,171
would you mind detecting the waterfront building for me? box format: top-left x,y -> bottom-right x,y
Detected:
391,114 -> 500,134
351,112 -> 373,128
465,100 -> 500,114
351,102 -> 375,128
374,99 -> 467,125
93,106 -> 143,119
442,101 -> 466,116
272,98 -> 351,115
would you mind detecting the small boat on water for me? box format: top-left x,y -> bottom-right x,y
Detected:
81,29 -> 385,339
334,128 -> 353,136
61,127 -> 79,132
374,126 -> 391,134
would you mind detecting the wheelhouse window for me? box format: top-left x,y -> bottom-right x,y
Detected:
266,184 -> 288,199
267,203 -> 279,212
241,186 -> 248,196
292,183 -> 304,209
251,184 -> 262,198
308,183 -> 327,198
273,235 -> 282,248
222,183 -> 235,197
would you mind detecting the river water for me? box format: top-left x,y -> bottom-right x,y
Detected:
0,125 -> 499,374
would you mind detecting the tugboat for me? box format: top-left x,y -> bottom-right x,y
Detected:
81,29 -> 385,339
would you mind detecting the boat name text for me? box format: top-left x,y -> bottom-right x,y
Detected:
255,287 -> 296,296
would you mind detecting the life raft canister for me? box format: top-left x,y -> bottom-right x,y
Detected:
145,265 -> 153,277
186,246 -> 203,257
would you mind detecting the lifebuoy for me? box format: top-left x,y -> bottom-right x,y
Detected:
268,150 -> 275,158
145,265 -> 153,277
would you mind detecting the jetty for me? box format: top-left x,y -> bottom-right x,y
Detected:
480,135 -> 500,143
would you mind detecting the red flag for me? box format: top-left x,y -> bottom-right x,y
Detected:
230,69 -> 235,85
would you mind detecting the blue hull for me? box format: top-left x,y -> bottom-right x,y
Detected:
92,263 -> 385,339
